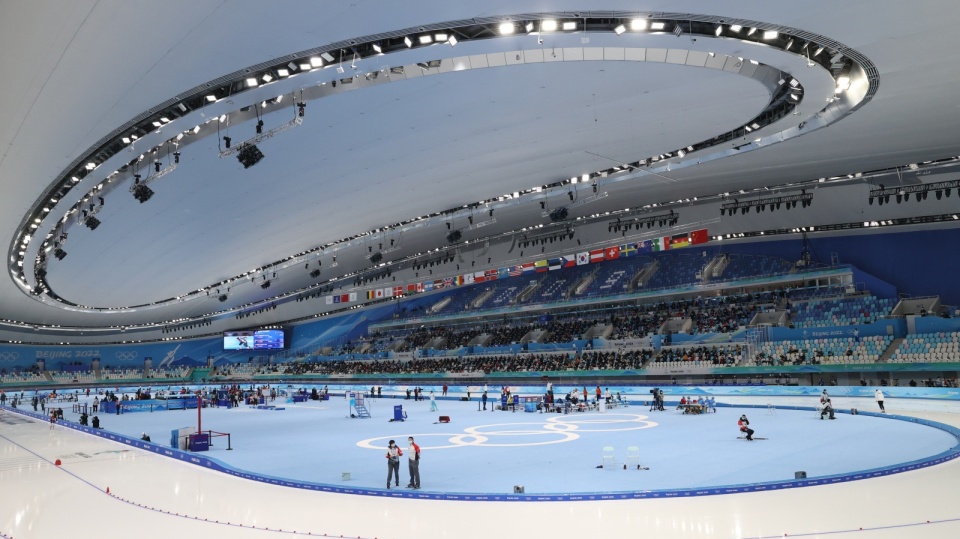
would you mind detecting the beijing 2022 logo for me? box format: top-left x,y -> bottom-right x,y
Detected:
115,351 -> 138,360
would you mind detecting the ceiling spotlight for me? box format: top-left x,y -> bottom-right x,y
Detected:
372,43 -> 382,54
262,74 -> 273,83
614,24 -> 626,35
562,21 -> 577,31
542,19 -> 558,32
245,77 -> 258,87
729,25 -> 742,33
836,76 -> 851,93
629,19 -> 646,31
747,27 -> 757,36
448,35 -> 458,46
237,144 -> 265,169
650,21 -> 665,30
404,36 -> 413,47
132,183 -> 154,203
762,30 -> 779,40
419,35 -> 433,44
205,95 -> 216,102
715,25 -> 723,36
498,22 -> 515,35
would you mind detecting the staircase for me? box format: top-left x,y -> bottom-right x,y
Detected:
878,338 -> 905,363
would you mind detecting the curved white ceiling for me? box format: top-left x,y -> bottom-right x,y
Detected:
1,1 -> 960,339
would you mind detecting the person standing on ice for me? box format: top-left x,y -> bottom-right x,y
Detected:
429,391 -> 438,412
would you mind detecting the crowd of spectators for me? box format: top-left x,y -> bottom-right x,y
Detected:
650,345 -> 742,365
271,349 -> 657,376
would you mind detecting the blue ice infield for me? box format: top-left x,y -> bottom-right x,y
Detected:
11,385 -> 960,501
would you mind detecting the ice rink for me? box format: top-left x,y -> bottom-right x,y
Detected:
1,388 -> 959,538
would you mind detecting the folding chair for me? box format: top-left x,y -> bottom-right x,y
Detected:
625,446 -> 641,469
601,446 -> 616,469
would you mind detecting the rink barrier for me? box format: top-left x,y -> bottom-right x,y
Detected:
3,404 -> 959,502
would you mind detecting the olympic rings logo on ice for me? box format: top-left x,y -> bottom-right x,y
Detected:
115,351 -> 138,360
356,413 -> 658,450
0,351 -> 19,361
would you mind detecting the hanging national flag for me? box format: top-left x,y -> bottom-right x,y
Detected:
576,252 -> 590,265
484,269 -> 499,281
443,277 -> 454,287
333,295 -> 342,304
375,289 -> 384,299
671,233 -> 691,249
534,260 -> 549,272
366,290 -> 376,300
605,245 -> 620,261
406,284 -> 417,294
508,265 -> 523,277
590,249 -> 605,263
383,287 -> 393,298
521,263 -> 536,274
474,271 -> 486,283
548,257 -> 563,271
652,237 -> 670,251
325,295 -> 333,305
393,286 -> 404,296
498,267 -> 509,279
689,228 -> 709,245
636,240 -> 653,254
454,275 -> 464,286
423,281 -> 434,292
347,293 -> 356,302
562,255 -> 577,268
620,243 -> 637,257
464,273 -> 475,284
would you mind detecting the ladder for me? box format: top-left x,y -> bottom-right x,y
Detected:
354,393 -> 371,418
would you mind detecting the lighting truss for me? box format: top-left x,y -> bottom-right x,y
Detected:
128,163 -> 178,190
518,227 -> 574,248
721,192 -> 813,214
412,252 -> 455,270
869,179 -> 959,204
218,116 -> 303,158
464,217 -> 497,231
608,211 -> 678,232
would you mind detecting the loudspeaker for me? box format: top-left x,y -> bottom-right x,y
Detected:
438,415 -> 450,423
795,471 -> 807,479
